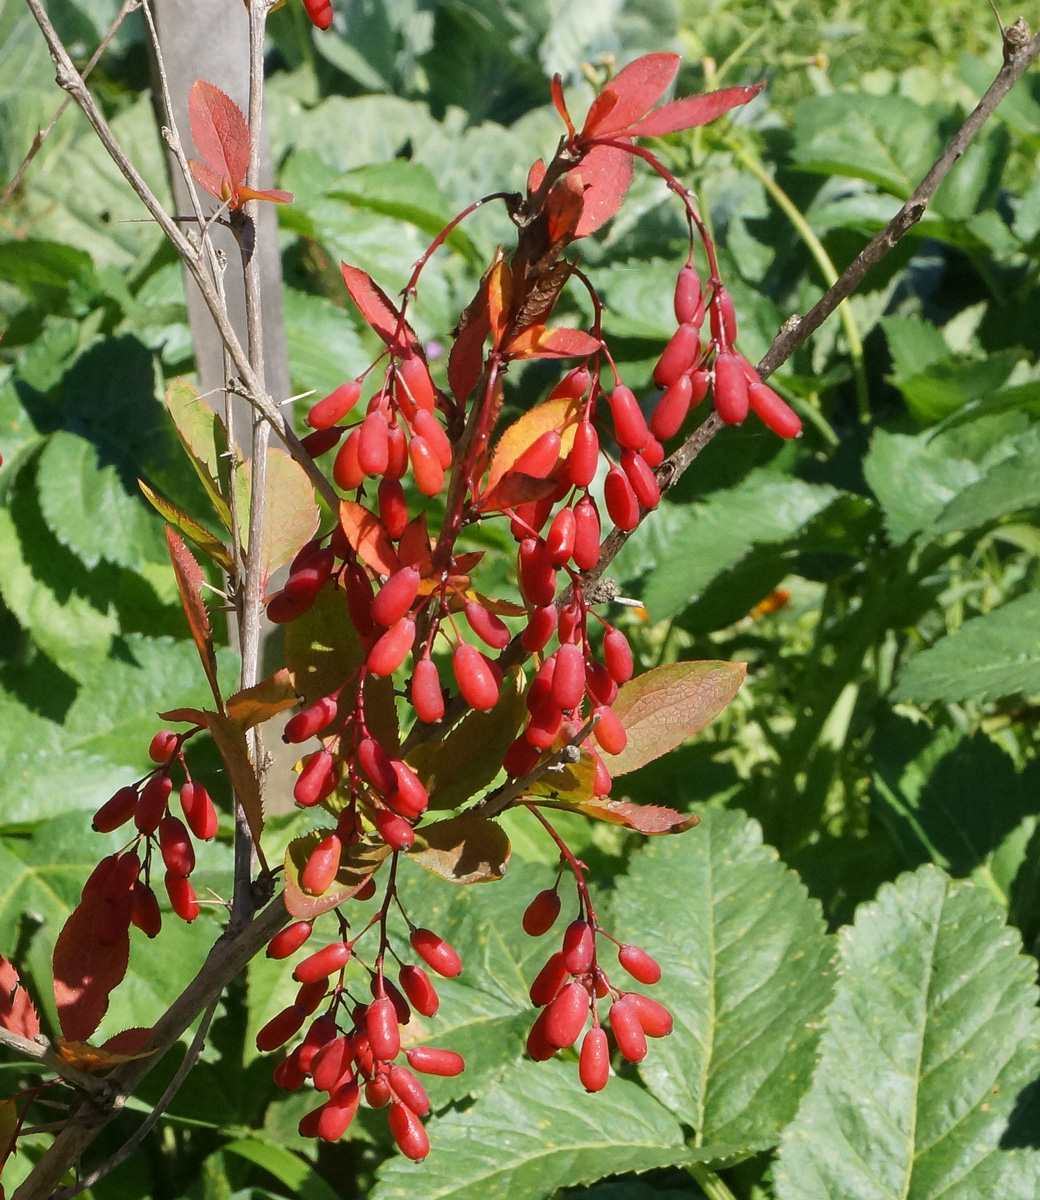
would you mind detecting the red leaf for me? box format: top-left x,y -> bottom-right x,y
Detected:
340,262 -> 418,353
550,75 -> 575,138
0,957 -> 40,1040
545,796 -> 699,834
188,158 -> 231,204
545,175 -> 586,247
236,184 -> 294,205
396,513 -> 433,574
53,893 -> 130,1042
339,500 -> 400,576
101,1027 -> 154,1057
477,472 -> 559,513
506,326 -> 601,360
188,79 -> 249,196
526,158 -> 547,196
573,142 -> 634,237
628,83 -> 766,137
580,53 -> 680,138
166,527 -> 222,709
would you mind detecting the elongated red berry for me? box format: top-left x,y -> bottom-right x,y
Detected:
301,426 -> 343,458
317,1091 -> 360,1141
102,851 -> 141,901
464,600 -> 511,650
131,881 -> 162,938
302,0 -> 334,30
410,928 -> 462,978
621,451 -> 661,509
294,750 -> 336,807
618,944 -> 661,985
674,265 -> 703,326
92,786 -> 138,834
158,814 -> 195,877
386,422 -> 408,479
592,705 -> 627,756
283,695 -> 338,744
545,508 -> 576,566
711,288 -> 738,345
166,871 -> 199,922
409,436 -> 445,496
748,381 -> 801,438
552,643 -> 586,712
608,385 -> 648,450
389,1065 -> 430,1116
650,374 -> 693,442
378,478 -> 409,539
294,941 -> 351,984
405,1045 -> 464,1076
653,323 -> 700,388
397,353 -> 436,416
514,430 -> 562,478
295,979 -> 329,1016
388,1099 -> 430,1161
518,538 -> 557,607
504,735 -> 540,778
549,365 -> 591,399
530,950 -> 569,1006
273,1047 -> 307,1091
357,411 -> 390,477
567,422 -> 599,487
713,352 -> 749,424
135,774 -> 172,834
523,888 -> 562,937
267,920 -> 314,960
311,1035 -> 353,1093
629,991 -> 673,1037
298,1014 -> 338,1072
359,737 -> 397,793
544,980 -> 590,1048
399,964 -> 439,1017
411,657 -> 445,723
301,834 -> 342,896
374,808 -> 415,851
387,761 -> 428,819
522,604 -> 557,653
307,381 -> 362,429
367,616 -> 416,676
603,627 -> 634,684
580,1025 -> 610,1092
604,465 -> 639,531
366,996 -> 401,1061
453,642 -> 499,711
572,497 -> 600,571
333,429 -> 364,491
609,996 -> 648,1061
372,567 -> 420,629
148,730 -> 178,764
412,409 -> 452,470
525,1008 -> 558,1061
257,1005 -> 307,1052
562,919 -> 595,975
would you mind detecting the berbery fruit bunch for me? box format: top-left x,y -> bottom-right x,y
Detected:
82,54 -> 794,1162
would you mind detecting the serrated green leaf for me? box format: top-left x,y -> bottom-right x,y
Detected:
139,481 -> 234,572
774,865 -> 1040,1200
371,1060 -> 686,1200
894,591 -> 1040,704
934,426 -> 1040,532
610,807 -> 833,1159
36,430 -> 168,570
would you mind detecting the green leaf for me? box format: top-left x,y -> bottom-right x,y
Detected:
283,831 -> 391,919
371,1060 -> 686,1200
607,662 -> 746,777
164,379 -> 232,528
407,814 -> 510,884
0,239 -> 94,306
610,808 -> 833,1162
36,430 -> 168,570
223,1137 -> 340,1200
139,481 -> 234,572
281,286 -> 369,402
774,865 -> 1040,1200
934,426 -> 1040,532
238,447 -> 320,583
894,591 -> 1040,704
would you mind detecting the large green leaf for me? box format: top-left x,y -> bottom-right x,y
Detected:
774,865 -> 1040,1200
894,591 -> 1040,704
371,1059 -> 686,1200
610,807 -> 833,1162
933,426 -> 1040,533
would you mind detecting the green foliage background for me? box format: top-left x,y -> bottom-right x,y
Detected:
3,0 -> 1040,1197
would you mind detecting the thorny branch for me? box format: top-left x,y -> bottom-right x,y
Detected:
10,9 -> 1040,1198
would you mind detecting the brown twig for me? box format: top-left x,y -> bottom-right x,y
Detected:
0,1028 -> 112,1099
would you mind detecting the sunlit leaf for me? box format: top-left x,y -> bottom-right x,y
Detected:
283,831 -> 391,919
408,814 -> 510,883
139,481 -> 233,572
0,956 -> 40,1039
484,397 -> 581,494
226,669 -> 298,732
338,500 -> 400,576
52,892 -> 130,1042
166,527 -> 222,709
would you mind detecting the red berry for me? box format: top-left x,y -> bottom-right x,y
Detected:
523,888 -> 562,937
525,703 -> 563,750
604,465 -> 639,531
135,773 -> 172,833
650,374 -> 693,441
374,808 -> 415,851
609,996 -> 648,1061
301,834 -> 342,896
397,353 -> 436,417
585,661 -> 618,707
552,643 -> 586,712
618,944 -> 661,985
302,0 -> 333,30
158,814 -> 195,877
511,496 -> 554,538
307,380 -> 362,429
333,428 -> 364,491
653,323 -> 700,388
529,950 -> 569,1007
311,1035 -> 353,1093
165,871 -> 199,922
464,601 -> 511,650
283,694 -> 338,744
545,508 -> 576,565
294,751 -> 337,807
410,657 -> 445,723
409,436 -> 445,496
525,1008 -> 558,1061
412,409 -> 453,470
317,1090 -> 360,1141
298,1014 -> 338,1072
388,1100 -> 429,1161
296,979 -> 329,1015
298,1105 -> 323,1139
518,538 -> 557,607
521,604 -> 558,653
301,426 -> 344,458
366,996 -> 401,1061
131,881 -> 162,938
405,1045 -> 464,1077
148,730 -> 178,764
387,761 -> 428,819
579,1025 -> 610,1092
357,411 -> 390,476
386,422 -> 409,479
102,851 -> 141,901
273,1047 -> 307,1091
603,627 -> 634,684
398,964 -> 439,1017
372,567 -> 420,629
642,437 -> 664,469
294,941 -> 351,984
674,265 -> 703,326
256,1006 -> 307,1052
504,735 -> 540,778
567,422 -> 599,487
267,920 -> 314,960
92,786 -> 138,833
453,642 -> 500,711
710,287 -> 738,345
629,991 -> 673,1037
592,705 -> 627,756
367,616 -> 416,677
748,381 -> 802,438
410,928 -> 462,978
344,563 -> 375,635
549,365 -> 591,399
389,1065 -> 430,1116
513,430 -> 562,479
713,352 -> 749,424
378,478 -> 409,539
572,497 -> 601,571
591,747 -> 612,796
544,980 -> 590,1048
359,737 -> 397,793
607,385 -> 648,451
690,367 -> 711,406
562,919 -> 595,975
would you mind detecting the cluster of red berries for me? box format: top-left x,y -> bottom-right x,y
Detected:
258,915 -> 465,1159
522,883 -> 671,1090
87,730 -> 218,937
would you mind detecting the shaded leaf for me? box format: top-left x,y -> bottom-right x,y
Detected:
226,669 -> 298,732
283,831 -> 391,919
774,865 -> 1040,1200
139,481 -> 234,572
164,379 -> 232,527
53,1037 -> 153,1072
223,1137 -> 341,1200
539,796 -> 697,834
408,814 -> 510,884
338,500 -> 400,576
0,956 -> 40,1039
201,711 -> 265,856
166,527 -> 222,708
52,892 -> 130,1042
608,661 -> 746,776
238,448 -> 320,584
476,471 -> 559,513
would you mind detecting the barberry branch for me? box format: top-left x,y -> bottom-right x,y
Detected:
0,1028 -> 111,1099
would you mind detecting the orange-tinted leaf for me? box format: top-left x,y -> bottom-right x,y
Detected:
579,89 -> 619,140
139,481 -> 234,572
396,513 -> 433,574
628,83 -> 766,137
339,500 -> 400,576
573,141 -> 634,238
166,527 -> 222,708
53,893 -> 130,1041
283,831 -> 391,919
487,259 -> 513,349
188,157 -> 231,204
340,262 -> 418,353
527,157 -> 547,196
539,796 -> 698,834
53,1036 -> 153,1072
0,957 -> 39,1039
201,712 -> 265,859
157,707 -> 207,725
477,472 -> 558,513
407,814 -> 510,883
226,668 -> 298,731
506,326 -> 601,360
189,79 -> 249,194
237,447 -> 320,585
236,184 -> 294,205
484,397 -> 582,493
550,74 -> 575,138
545,175 -> 586,247
581,52 -> 680,138
608,660 -> 746,775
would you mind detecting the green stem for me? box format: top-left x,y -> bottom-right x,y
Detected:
730,142 -> 870,422
687,1162 -> 740,1200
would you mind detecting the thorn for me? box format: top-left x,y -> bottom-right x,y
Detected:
280,388 -> 316,407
